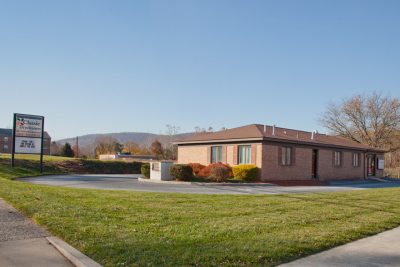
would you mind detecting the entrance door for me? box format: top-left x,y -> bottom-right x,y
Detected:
312,149 -> 318,179
367,155 -> 376,177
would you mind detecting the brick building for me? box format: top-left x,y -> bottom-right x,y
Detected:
0,128 -> 51,155
175,124 -> 385,181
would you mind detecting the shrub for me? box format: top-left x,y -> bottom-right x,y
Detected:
141,163 -> 150,178
170,164 -> 193,181
78,159 -> 142,174
232,164 -> 259,181
188,163 -> 206,176
60,143 -> 74,157
198,163 -> 232,178
209,164 -> 230,182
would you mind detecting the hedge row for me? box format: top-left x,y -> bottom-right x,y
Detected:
79,159 -> 142,174
187,162 -> 259,182
232,164 -> 258,181
141,163 -> 150,178
170,164 -> 193,181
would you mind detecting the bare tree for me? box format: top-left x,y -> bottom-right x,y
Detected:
123,141 -> 141,155
165,124 -> 180,160
79,143 -> 96,159
139,145 -> 151,155
50,141 -> 60,156
194,126 -> 206,133
94,136 -> 123,157
150,140 -> 163,159
320,92 -> 400,151
320,92 -> 400,168
194,126 -> 215,133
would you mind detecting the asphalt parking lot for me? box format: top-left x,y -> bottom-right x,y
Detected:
18,174 -> 400,195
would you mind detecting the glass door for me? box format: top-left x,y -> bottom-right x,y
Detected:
312,150 -> 318,179
367,155 -> 376,177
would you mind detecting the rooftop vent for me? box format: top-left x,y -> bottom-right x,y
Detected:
311,130 -> 317,140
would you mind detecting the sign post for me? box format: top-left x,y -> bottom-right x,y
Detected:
12,113 -> 45,172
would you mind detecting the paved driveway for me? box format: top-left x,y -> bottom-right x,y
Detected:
19,175 -> 400,195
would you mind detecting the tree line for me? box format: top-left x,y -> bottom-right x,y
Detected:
52,137 -> 178,160
52,93 -> 400,169
51,124 -> 180,160
321,92 -> 400,168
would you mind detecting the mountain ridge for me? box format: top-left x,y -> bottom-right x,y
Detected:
56,132 -> 193,148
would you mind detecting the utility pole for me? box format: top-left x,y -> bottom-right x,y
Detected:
75,136 -> 79,158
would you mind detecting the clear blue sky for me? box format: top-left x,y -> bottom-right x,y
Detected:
1,0 -> 399,140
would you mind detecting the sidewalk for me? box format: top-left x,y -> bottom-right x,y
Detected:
0,198 -> 73,267
279,227 -> 400,267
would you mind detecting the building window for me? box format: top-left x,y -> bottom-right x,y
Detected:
353,153 -> 360,167
4,137 -> 8,142
238,145 -> 251,164
211,146 -> 222,163
4,144 -> 8,151
334,151 -> 342,167
281,146 -> 292,166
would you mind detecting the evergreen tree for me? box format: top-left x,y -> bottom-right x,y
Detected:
61,143 -> 75,157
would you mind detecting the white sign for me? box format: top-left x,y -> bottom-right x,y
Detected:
15,114 -> 43,138
378,159 -> 385,170
14,137 -> 42,154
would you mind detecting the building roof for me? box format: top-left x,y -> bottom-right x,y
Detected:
0,128 -> 51,139
175,124 -> 384,152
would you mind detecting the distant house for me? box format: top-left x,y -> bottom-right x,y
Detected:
0,128 -> 51,155
99,154 -> 155,162
175,124 -> 385,181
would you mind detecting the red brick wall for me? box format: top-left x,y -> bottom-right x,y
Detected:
261,144 -> 312,180
260,143 -> 377,181
222,145 -> 227,163
178,142 -> 384,181
232,145 -> 238,165
0,135 -> 12,154
178,143 -> 263,167
177,146 -> 209,165
317,149 -> 365,181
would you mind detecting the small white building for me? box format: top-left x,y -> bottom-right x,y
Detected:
99,154 -> 155,161
150,161 -> 175,181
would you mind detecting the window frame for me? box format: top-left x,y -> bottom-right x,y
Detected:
281,146 -> 293,166
334,151 -> 342,167
211,146 -> 223,163
238,145 -> 251,165
352,152 -> 360,167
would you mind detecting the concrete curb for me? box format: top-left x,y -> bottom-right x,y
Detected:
46,236 -> 102,267
138,177 -> 189,185
138,177 -> 274,186
369,177 -> 392,183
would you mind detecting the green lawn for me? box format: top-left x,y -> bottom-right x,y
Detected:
0,153 -> 75,162
1,160 -> 400,266
0,154 -> 142,176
